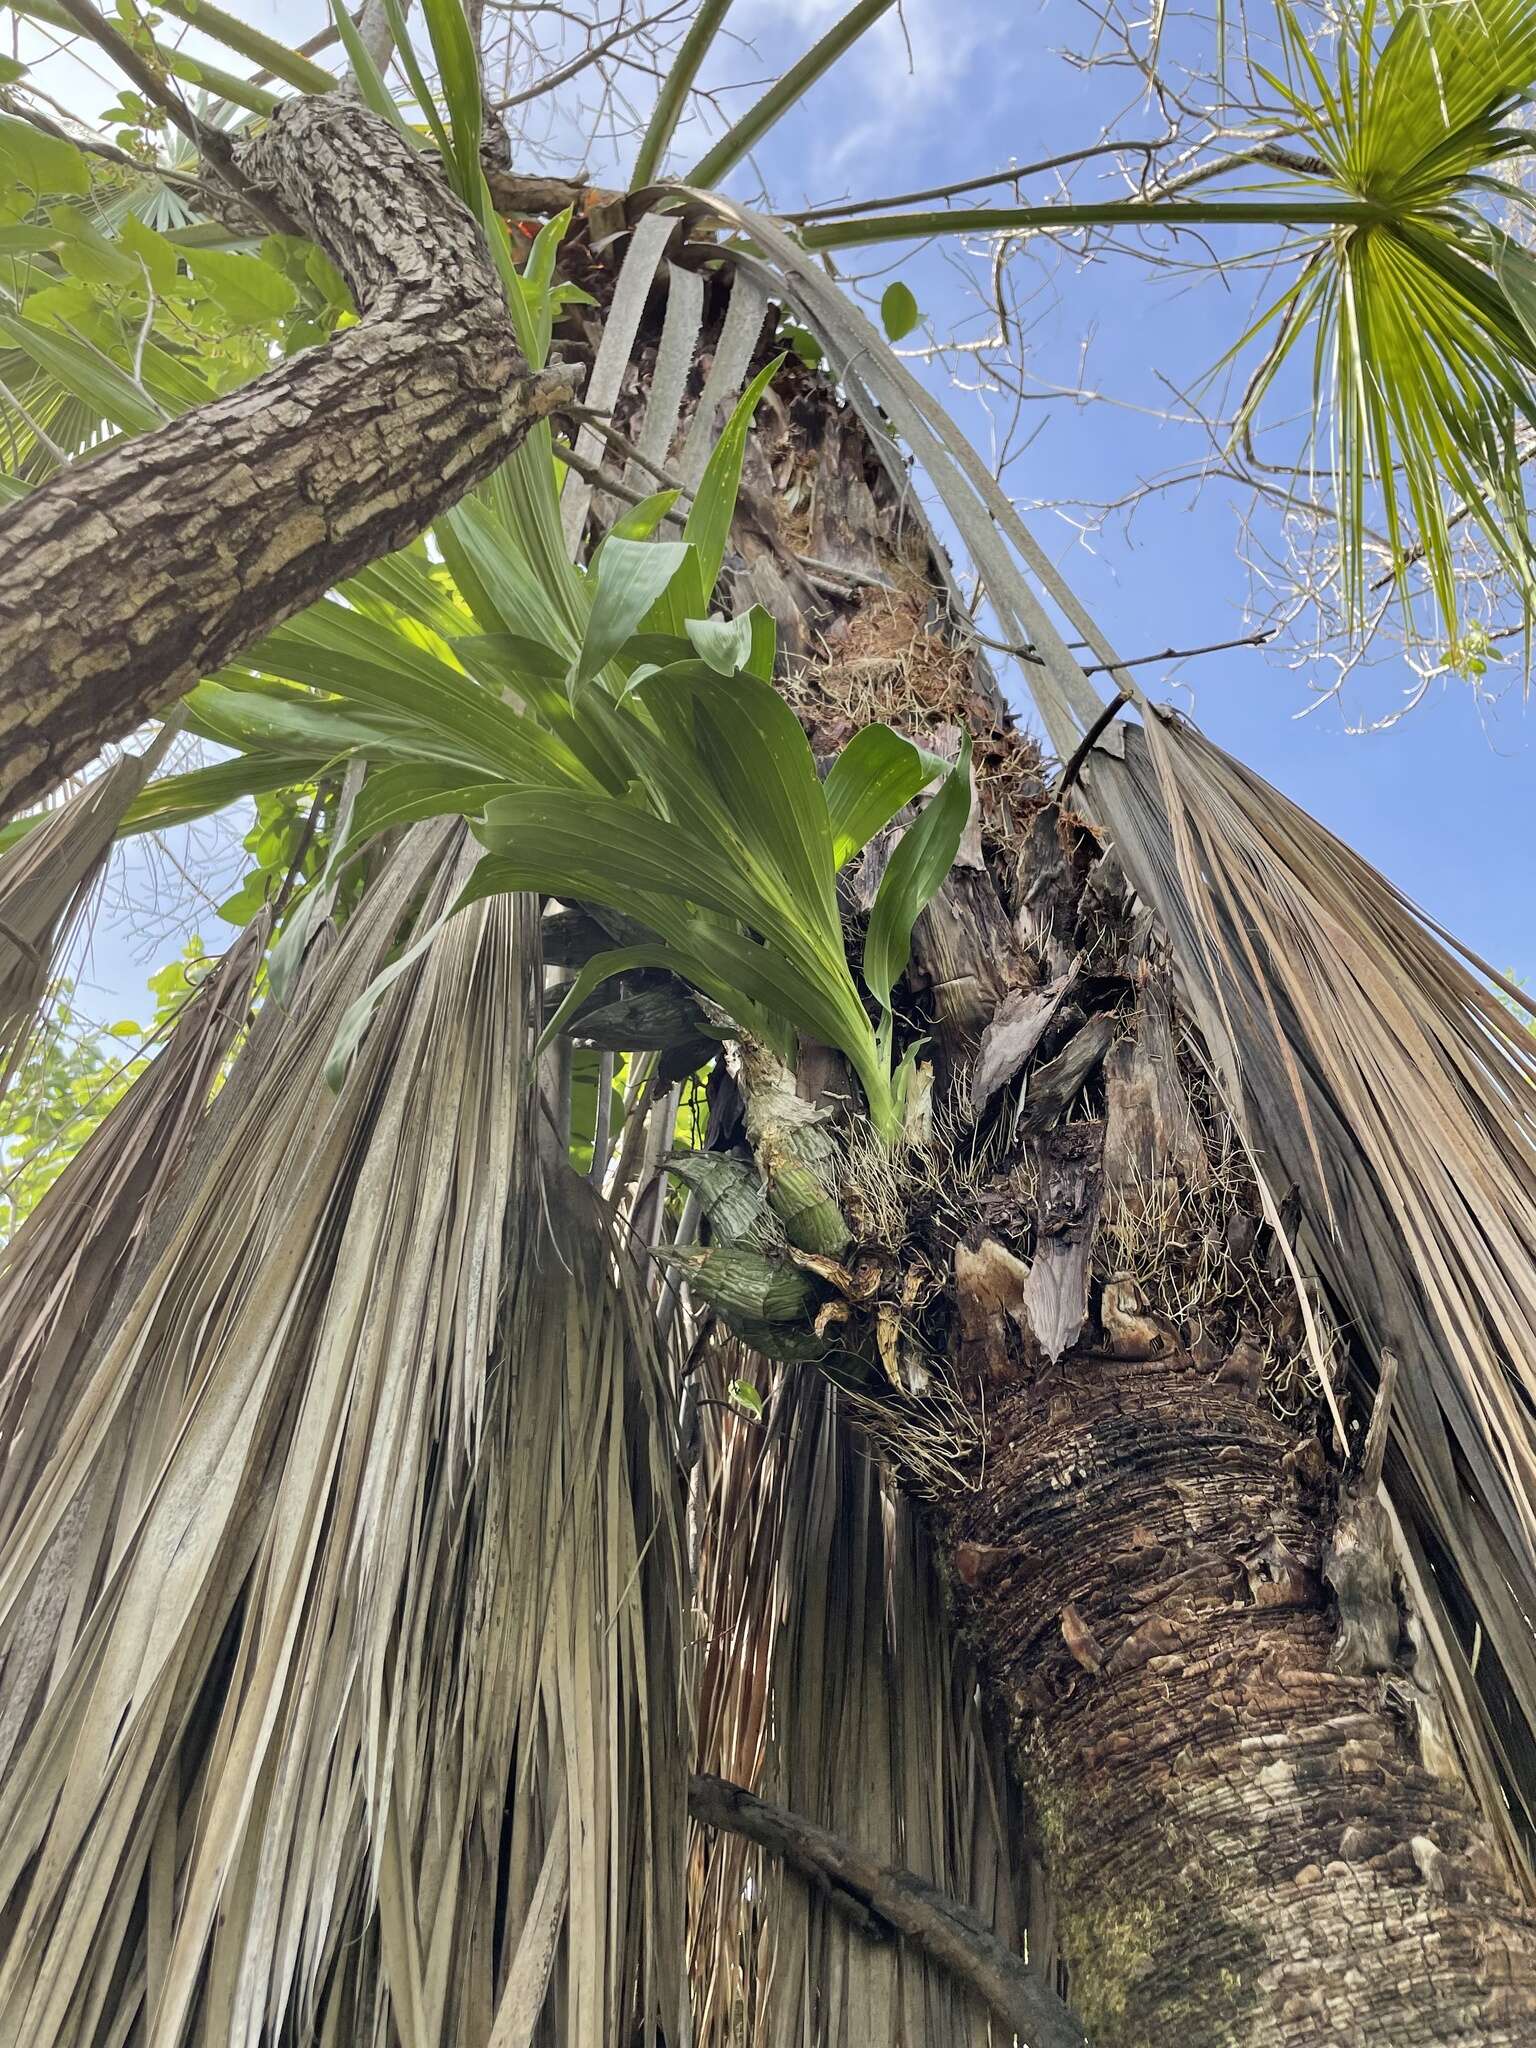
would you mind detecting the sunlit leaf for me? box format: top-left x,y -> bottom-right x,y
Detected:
863,736 -> 972,1012
880,280 -> 919,340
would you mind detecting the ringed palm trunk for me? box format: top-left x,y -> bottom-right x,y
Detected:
690,328 -> 1536,2040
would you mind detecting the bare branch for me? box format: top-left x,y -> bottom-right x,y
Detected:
491,2 -> 687,112
688,1773 -> 1089,2048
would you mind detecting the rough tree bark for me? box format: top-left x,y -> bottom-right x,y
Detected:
0,94 -> 573,821
682,331 -> 1536,2043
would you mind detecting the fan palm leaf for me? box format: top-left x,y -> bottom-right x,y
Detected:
0,724 -> 179,1099
0,911 -> 267,1578
794,0 -> 1536,648
0,823 -> 683,2046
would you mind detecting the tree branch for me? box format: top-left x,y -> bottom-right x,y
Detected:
0,95 -> 576,820
688,1773 -> 1090,2048
44,0 -> 295,231
490,4 -> 688,113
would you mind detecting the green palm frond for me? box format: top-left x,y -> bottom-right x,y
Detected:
795,0 -> 1536,649
1247,0 -> 1536,638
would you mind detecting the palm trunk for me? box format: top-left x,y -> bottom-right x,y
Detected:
941,1308 -> 1536,2043
707,333 -> 1536,2041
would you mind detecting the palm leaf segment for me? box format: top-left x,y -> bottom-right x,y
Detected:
1246,0 -> 1536,639
789,0 -> 1536,652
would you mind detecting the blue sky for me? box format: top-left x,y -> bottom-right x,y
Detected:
18,0 -> 1536,1009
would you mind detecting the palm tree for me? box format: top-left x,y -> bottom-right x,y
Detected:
3,1 -> 1536,2041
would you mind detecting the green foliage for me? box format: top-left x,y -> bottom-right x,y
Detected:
0,941 -> 207,1238
220,353 -> 965,1138
0,18 -> 975,1147
0,112 -> 89,196
0,116 -> 353,487
879,281 -> 919,342
1239,0 -> 1536,636
214,782 -> 326,925
727,1378 -> 764,1421
465,656 -> 967,1142
797,0 -> 1536,649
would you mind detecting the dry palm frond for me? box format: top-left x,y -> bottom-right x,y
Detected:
1087,715 -> 1536,1878
690,1353 -> 1027,2046
0,910 -> 267,1558
0,823 -> 683,2047
0,726 -> 177,1097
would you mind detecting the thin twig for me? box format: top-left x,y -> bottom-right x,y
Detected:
551,437 -> 688,523
492,3 -> 688,112
44,0 -> 299,233
967,623 -> 1275,675
1056,688 -> 1130,796
784,133 -> 1177,221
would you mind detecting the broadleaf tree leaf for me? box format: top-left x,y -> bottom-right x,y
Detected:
0,111 -> 88,195
0,225 -> 61,254
880,280 -> 919,341
119,210 -> 178,295
185,245 -> 298,324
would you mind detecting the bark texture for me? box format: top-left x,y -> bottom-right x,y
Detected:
0,95 -> 573,821
665,314 -> 1536,2042
944,1347 -> 1536,2045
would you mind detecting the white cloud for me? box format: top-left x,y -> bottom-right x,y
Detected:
718,0 -> 1000,192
